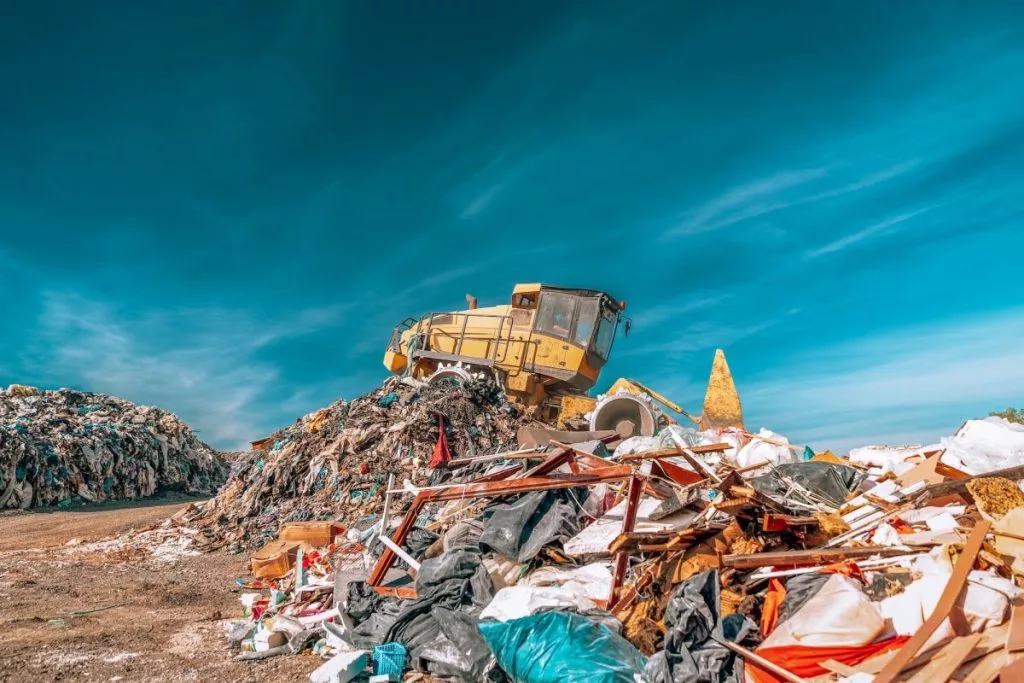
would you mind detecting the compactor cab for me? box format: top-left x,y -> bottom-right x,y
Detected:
383,283 -> 626,420
511,284 -> 623,372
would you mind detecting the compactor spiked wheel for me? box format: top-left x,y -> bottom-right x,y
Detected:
425,363 -> 479,388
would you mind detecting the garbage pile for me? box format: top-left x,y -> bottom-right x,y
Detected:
176,376 -> 529,552
211,410 -> 1024,683
0,384 -> 226,509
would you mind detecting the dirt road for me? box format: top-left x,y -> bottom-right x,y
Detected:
0,501 -> 312,682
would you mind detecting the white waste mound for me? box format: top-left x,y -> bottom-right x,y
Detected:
0,384 -> 226,509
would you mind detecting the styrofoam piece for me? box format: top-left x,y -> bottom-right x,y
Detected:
847,444 -> 935,473
309,649 -> 368,683
898,505 -> 966,525
925,513 -> 959,533
254,629 -> 287,652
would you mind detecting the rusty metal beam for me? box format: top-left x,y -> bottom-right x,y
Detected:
609,475 -> 643,609
368,464 -> 636,596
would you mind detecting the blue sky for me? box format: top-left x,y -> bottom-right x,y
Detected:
1,1 -> 1022,451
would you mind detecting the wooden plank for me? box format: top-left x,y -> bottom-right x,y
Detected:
608,531 -> 677,554
953,648 -> 1021,683
711,636 -> 808,683
922,464 -> 1024,501
904,633 -> 980,683
854,622 -> 1008,677
872,520 -> 991,683
819,659 -> 859,676
1006,598 -> 1024,653
998,657 -> 1024,682
617,442 -> 730,462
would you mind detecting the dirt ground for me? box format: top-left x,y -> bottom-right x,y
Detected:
0,501 -> 315,682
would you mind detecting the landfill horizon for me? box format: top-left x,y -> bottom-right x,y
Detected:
3,2 -> 1024,682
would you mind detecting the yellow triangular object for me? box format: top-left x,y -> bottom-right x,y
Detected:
699,349 -> 744,430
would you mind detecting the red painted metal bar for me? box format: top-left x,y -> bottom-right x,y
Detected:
367,465 -> 635,596
367,491 -> 428,587
426,465 -> 634,502
608,474 -> 644,609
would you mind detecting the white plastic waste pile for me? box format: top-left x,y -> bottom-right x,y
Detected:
0,384 -> 226,509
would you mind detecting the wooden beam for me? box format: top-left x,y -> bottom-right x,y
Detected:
1007,598 -> 1024,653
921,464 -> 1024,501
711,636 -> 808,683
617,442 -> 731,462
904,633 -> 980,683
722,545 -> 925,569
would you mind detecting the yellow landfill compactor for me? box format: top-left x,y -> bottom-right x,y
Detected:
382,283 -> 744,436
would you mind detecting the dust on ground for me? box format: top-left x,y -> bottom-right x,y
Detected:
0,501 -> 313,682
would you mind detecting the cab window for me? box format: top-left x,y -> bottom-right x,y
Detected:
593,309 -> 617,359
573,297 -> 599,347
535,291 -> 575,339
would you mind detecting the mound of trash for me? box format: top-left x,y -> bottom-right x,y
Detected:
0,384 -> 226,509
181,376 -> 529,552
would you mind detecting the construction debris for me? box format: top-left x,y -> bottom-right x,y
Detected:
0,384 -> 226,509
174,376 -> 529,552
85,329 -> 1021,683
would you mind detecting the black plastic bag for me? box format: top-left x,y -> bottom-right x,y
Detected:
646,571 -> 760,683
748,461 -> 865,508
385,547 -> 498,681
479,490 -> 581,562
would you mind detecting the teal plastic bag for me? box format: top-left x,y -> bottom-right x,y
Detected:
479,611 -> 648,683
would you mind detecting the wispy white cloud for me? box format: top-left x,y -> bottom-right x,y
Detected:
628,292 -> 732,328
665,168 -> 828,237
743,308 -> 1024,450
24,292 -> 353,448
618,308 -> 800,360
460,181 -> 507,218
804,208 -> 929,259
663,161 -> 919,239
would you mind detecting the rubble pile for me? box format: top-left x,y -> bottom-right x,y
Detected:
210,410 -> 1024,683
0,384 -> 226,509
179,376 -> 529,552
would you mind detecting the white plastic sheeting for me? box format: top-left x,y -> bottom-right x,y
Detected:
732,429 -> 798,472
878,569 -> 1018,648
846,445 -> 934,475
761,574 -> 884,648
478,585 -> 595,622
478,562 -> 615,622
846,418 -> 1024,477
878,546 -> 1021,649
521,562 -> 613,603
938,417 -> 1024,474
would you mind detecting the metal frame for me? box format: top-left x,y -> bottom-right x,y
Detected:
367,442 -> 643,607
